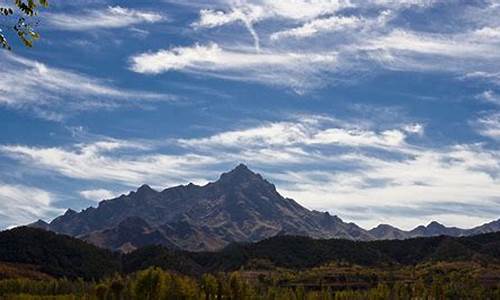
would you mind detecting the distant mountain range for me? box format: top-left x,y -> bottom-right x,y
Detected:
29,164 -> 500,252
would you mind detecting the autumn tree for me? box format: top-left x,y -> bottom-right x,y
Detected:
0,0 -> 48,49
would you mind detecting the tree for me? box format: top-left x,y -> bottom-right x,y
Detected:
0,0 -> 48,50
133,268 -> 166,300
110,278 -> 126,300
200,274 -> 218,300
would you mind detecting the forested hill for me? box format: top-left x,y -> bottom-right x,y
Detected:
1,227 -> 499,280
124,231 -> 500,274
0,227 -> 120,280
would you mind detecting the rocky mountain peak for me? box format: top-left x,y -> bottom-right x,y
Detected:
64,209 -> 77,216
217,164 -> 265,185
135,184 -> 157,195
427,221 -> 445,229
372,224 -> 395,231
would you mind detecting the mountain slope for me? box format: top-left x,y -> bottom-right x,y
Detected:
30,164 -> 500,251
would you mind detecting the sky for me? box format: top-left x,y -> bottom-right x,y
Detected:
0,0 -> 499,231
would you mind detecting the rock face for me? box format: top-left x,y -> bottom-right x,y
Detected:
29,164 -> 500,252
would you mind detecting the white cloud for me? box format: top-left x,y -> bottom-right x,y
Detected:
365,29 -> 496,58
270,15 -> 364,40
167,0 -> 500,90
476,90 -> 500,106
191,0 -> 354,51
262,0 -> 351,20
474,26 -> 500,38
463,72 -> 500,86
272,143 -> 500,229
370,0 -> 434,9
354,28 -> 500,74
130,43 -> 337,91
0,53 -> 170,120
476,113 -> 500,140
47,6 -> 165,31
79,189 -> 115,202
178,117 -> 414,150
403,123 -> 424,136
0,139 -> 218,188
194,0 -> 351,27
0,184 -> 62,228
130,43 -> 336,73
193,8 -> 263,51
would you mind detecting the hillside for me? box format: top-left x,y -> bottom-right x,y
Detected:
0,227 -> 120,280
125,232 -> 500,274
1,227 -> 500,280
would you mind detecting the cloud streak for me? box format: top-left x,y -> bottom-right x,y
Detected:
0,139 -> 217,188
0,53 -> 172,121
133,0 -> 500,91
79,189 -> 115,202
0,184 -> 62,228
476,113 -> 500,141
130,43 -> 337,91
46,6 -> 165,31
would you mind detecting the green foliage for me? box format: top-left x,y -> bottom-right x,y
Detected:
0,0 -> 48,50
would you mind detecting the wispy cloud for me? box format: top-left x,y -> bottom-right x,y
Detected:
192,0 -> 352,26
0,53 -> 172,121
0,184 -> 63,228
133,0 -> 500,91
476,113 -> 500,141
270,15 -> 365,40
130,43 -> 337,92
79,189 -> 115,202
360,29 -> 500,72
178,116 -> 411,150
46,6 -> 165,31
193,8 -> 263,51
0,139 -> 217,188
476,90 -> 500,106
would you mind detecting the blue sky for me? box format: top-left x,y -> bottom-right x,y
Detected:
0,0 -> 499,230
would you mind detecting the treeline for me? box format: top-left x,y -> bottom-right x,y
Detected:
126,232 -> 500,275
0,227 -> 119,280
1,227 -> 500,280
1,266 -> 499,299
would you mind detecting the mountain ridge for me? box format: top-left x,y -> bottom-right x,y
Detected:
29,164 -> 500,252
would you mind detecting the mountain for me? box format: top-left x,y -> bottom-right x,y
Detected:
368,220 -> 499,240
29,164 -> 500,252
368,224 -> 408,240
469,219 -> 500,235
34,164 -> 369,251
